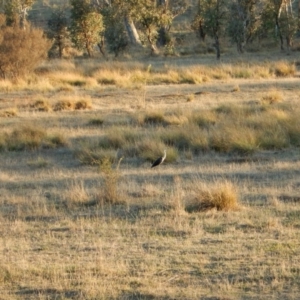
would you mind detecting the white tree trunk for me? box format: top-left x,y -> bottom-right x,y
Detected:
124,16 -> 142,46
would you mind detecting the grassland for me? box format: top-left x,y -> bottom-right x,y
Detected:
1,52 -> 300,299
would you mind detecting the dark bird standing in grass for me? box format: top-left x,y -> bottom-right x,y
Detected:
151,149 -> 166,168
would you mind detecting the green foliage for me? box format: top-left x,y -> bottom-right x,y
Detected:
192,0 -> 227,59
117,0 -> 186,55
47,8 -> 70,58
2,0 -> 35,27
191,0 -> 206,41
101,5 -> 128,57
2,126 -> 67,151
69,0 -> 104,57
228,0 -> 262,53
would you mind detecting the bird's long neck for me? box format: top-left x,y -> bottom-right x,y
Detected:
162,150 -> 166,160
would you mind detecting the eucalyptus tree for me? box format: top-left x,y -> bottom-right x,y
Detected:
272,0 -> 297,51
261,0 -> 297,51
0,0 -> 35,29
47,8 -> 70,58
191,0 -> 207,42
132,0 -> 187,55
155,0 -> 188,47
192,0 -> 227,59
91,0 -> 142,46
100,1 -> 128,56
228,0 -> 264,53
69,0 -> 105,57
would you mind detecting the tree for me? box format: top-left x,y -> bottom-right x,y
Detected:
156,0 -> 188,47
47,8 -> 70,58
228,0 -> 263,53
70,0 -> 105,57
101,4 -> 128,57
195,0 -> 227,59
262,0 -> 297,51
0,0 -> 35,29
191,0 -> 207,42
275,0 -> 297,51
91,0 -> 142,47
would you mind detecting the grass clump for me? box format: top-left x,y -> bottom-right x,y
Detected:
97,157 -> 123,205
74,98 -> 92,110
190,111 -> 217,128
186,180 -> 239,212
6,126 -> 46,151
53,99 -> 74,111
63,180 -> 90,207
0,108 -> 18,117
2,126 -> 67,151
161,129 -> 191,150
273,61 -> 296,77
44,133 -> 68,148
144,111 -> 166,126
261,90 -> 283,105
27,156 -> 49,168
30,99 -> 51,112
75,146 -> 117,166
88,118 -> 104,126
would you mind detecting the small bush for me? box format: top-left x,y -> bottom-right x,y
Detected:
186,181 -> 239,212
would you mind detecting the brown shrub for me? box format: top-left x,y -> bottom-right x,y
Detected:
0,26 -> 51,79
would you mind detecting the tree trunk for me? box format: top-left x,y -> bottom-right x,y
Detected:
214,35 -> 221,60
124,16 -> 142,46
58,36 -> 63,58
19,7 -> 28,30
97,36 -> 106,57
198,19 -> 206,41
157,26 -> 170,46
298,0 -> 300,31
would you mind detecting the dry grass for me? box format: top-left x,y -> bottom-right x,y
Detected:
261,89 -> 284,105
1,57 -> 291,91
0,125 -> 67,151
1,53 -> 300,299
186,180 -> 239,212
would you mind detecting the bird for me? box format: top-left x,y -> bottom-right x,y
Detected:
151,149 -> 167,168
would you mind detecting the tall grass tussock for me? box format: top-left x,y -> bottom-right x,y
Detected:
186,180 -> 239,212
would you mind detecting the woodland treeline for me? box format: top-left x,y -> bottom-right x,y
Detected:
0,0 -> 299,78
